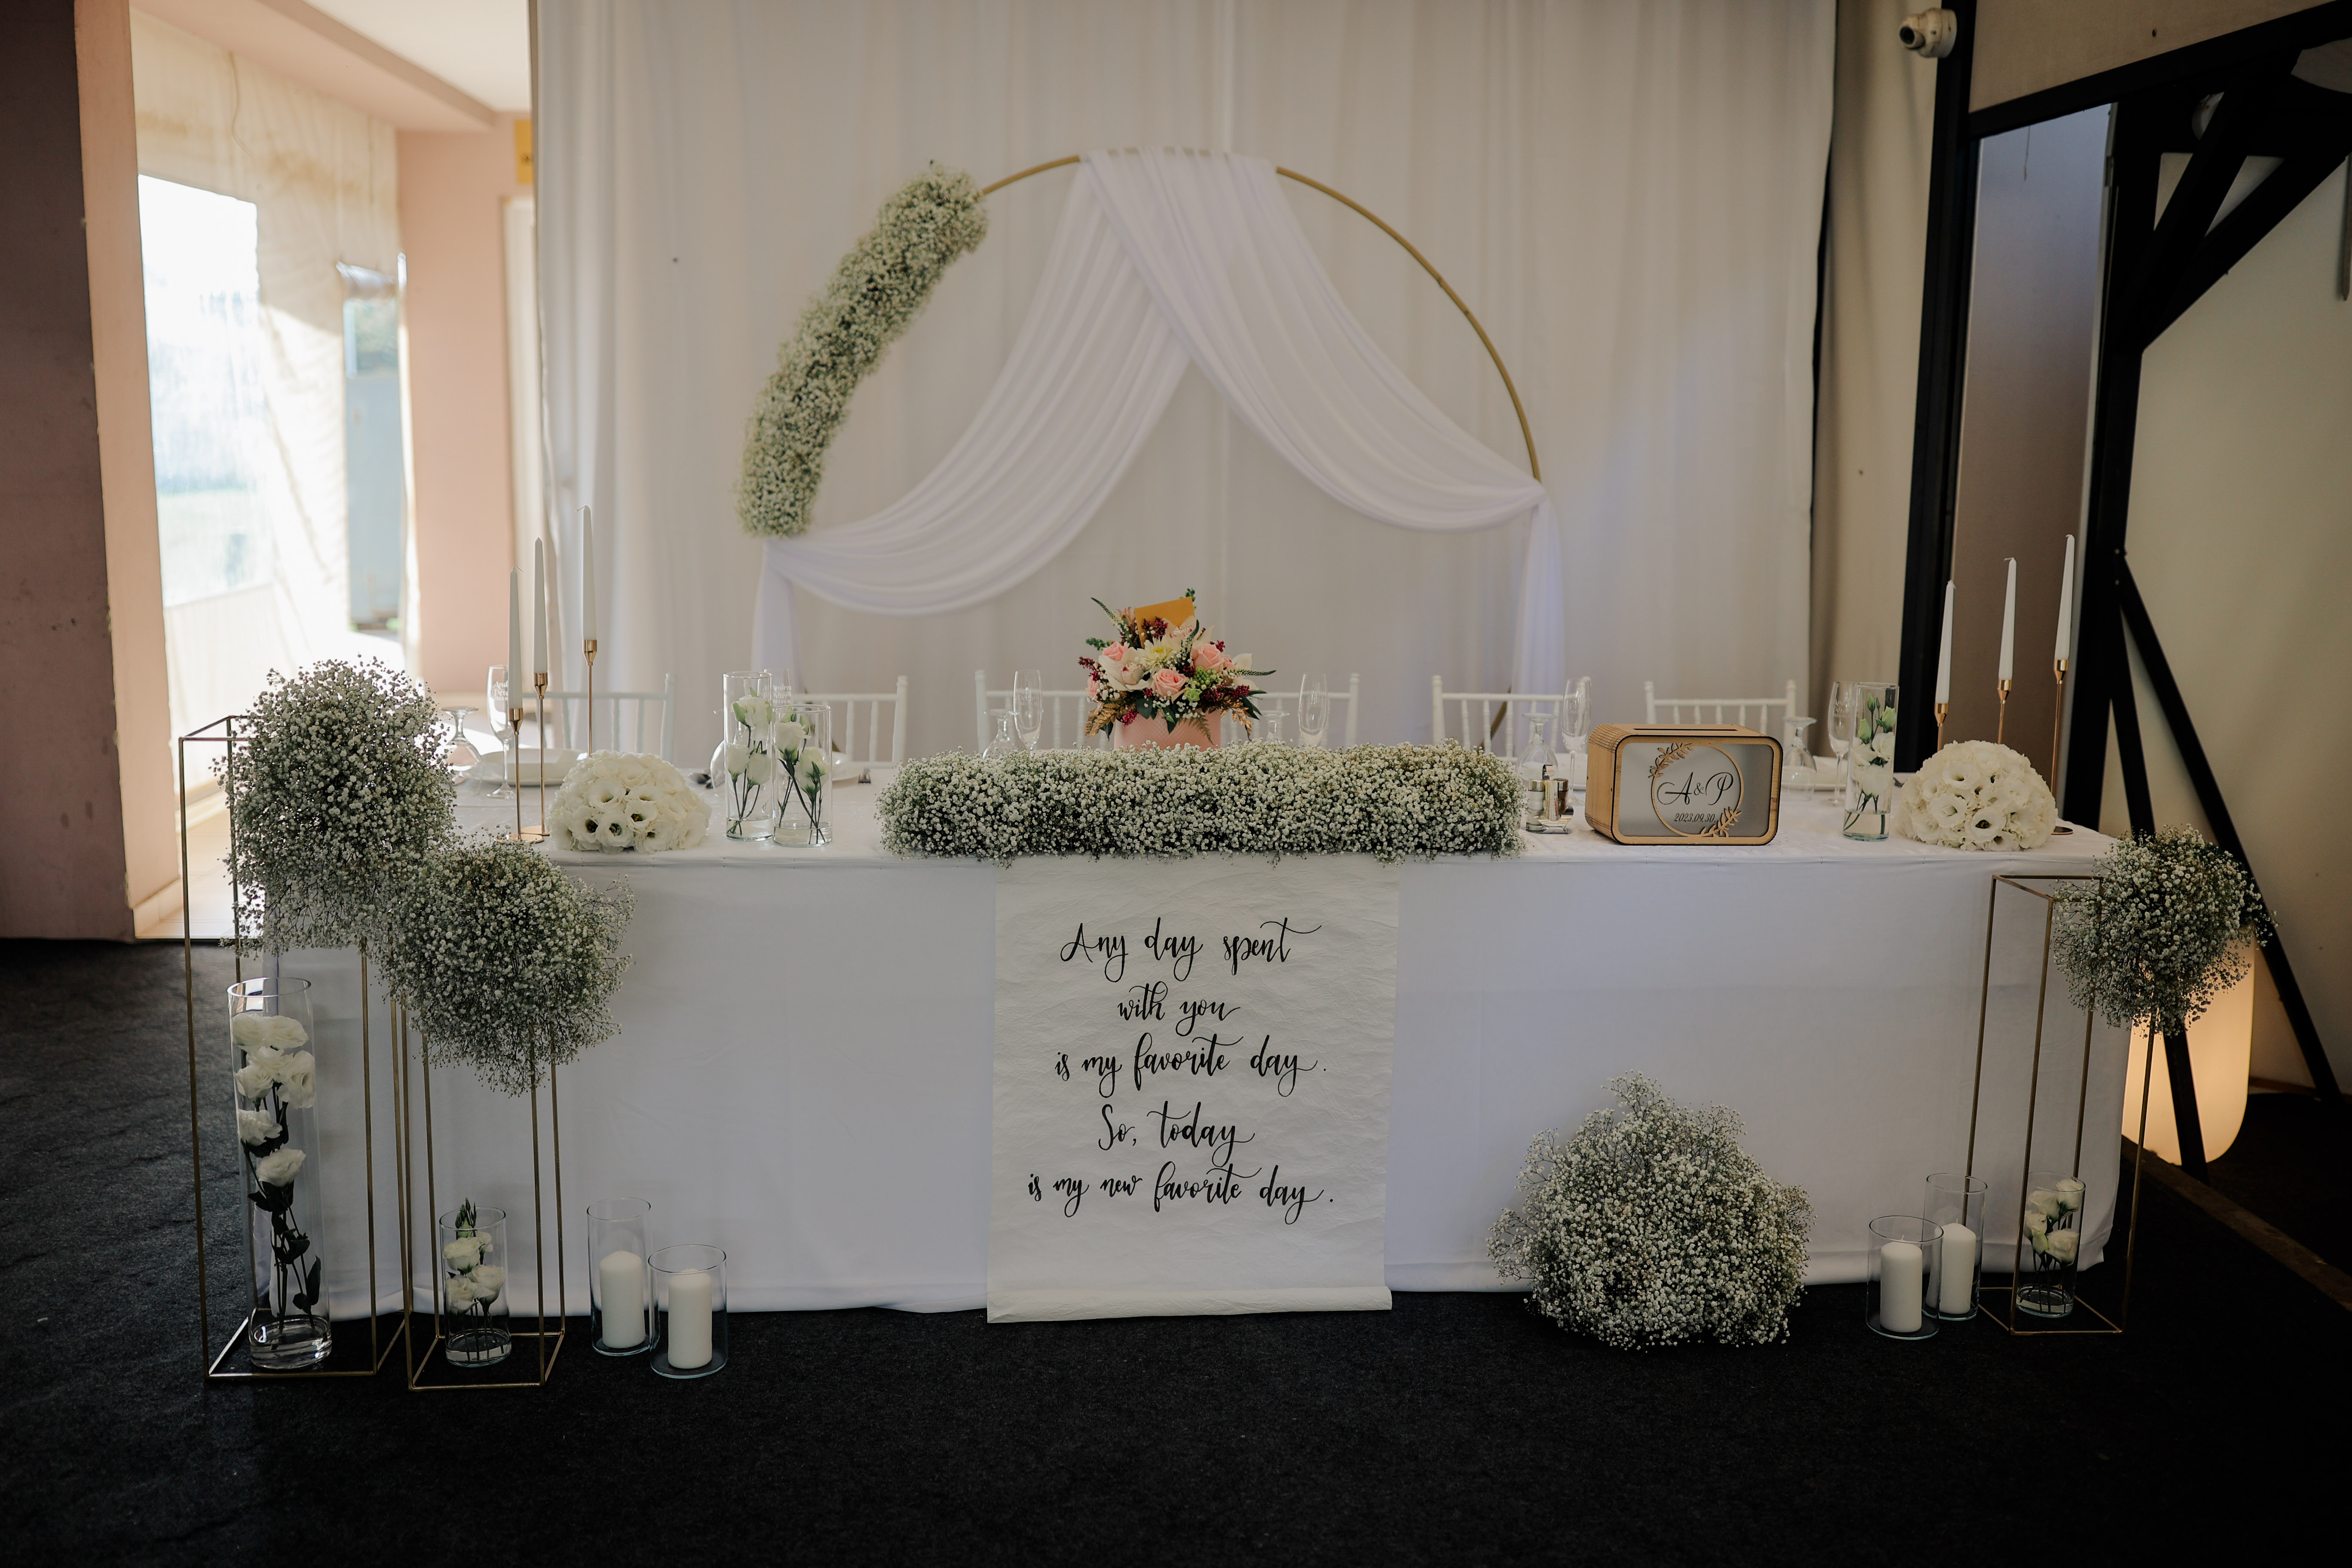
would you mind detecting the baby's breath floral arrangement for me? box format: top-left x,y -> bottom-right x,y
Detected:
1490,1074 -> 1811,1350
877,744 -> 1524,862
224,658 -> 455,952
550,752 -> 710,853
1894,739 -> 2058,851
385,840 -> 633,1095
2052,825 -> 2268,1039
738,164 -> 989,539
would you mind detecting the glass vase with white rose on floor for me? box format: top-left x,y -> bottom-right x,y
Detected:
231,978 -> 330,1370
440,1200 -> 511,1366
2016,1170 -> 2086,1318
775,699 -> 832,846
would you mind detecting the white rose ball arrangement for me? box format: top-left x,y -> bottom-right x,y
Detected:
1894,739 -> 2058,851
549,750 -> 711,853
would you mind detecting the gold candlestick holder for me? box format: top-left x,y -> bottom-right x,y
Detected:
582,639 -> 599,755
1935,701 -> 1949,752
2049,657 -> 2072,834
1995,678 -> 2013,745
534,672 -> 551,839
503,706 -> 534,842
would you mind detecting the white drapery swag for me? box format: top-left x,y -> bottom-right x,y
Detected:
753,150 -> 1565,698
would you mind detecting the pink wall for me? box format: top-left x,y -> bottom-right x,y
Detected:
400,119 -> 529,699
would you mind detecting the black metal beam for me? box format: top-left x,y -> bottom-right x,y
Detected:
2116,564 -> 2346,1109
2138,147 -> 2352,344
1896,0 -> 1978,772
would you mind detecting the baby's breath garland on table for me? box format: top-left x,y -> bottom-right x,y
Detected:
1490,1074 -> 1811,1351
384,840 -> 633,1096
2052,825 -> 2268,1041
224,658 -> 455,952
876,744 -> 1525,862
738,164 -> 989,539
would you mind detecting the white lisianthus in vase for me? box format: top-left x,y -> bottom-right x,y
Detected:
1842,683 -> 1898,840
440,1197 -> 511,1367
2017,1174 -> 2087,1318
230,986 -> 330,1370
775,700 -> 833,846
720,673 -> 778,840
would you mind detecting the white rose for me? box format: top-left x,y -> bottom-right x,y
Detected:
237,1109 -> 277,1147
444,1235 -> 482,1269
251,1146 -> 306,1188
798,753 -> 828,792
275,1050 -> 317,1109
723,742 -> 749,776
471,1265 -> 506,1302
261,1015 -> 308,1049
234,1050 -> 283,1101
2041,1228 -> 2079,1263
778,720 -> 805,751
230,1013 -> 271,1048
2055,1178 -> 2085,1213
444,1274 -> 479,1305
745,751 -> 775,785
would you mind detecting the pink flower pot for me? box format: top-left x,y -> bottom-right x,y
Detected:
1113,714 -> 1222,750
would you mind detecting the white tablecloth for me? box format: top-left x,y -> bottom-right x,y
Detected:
291,778 -> 2125,1317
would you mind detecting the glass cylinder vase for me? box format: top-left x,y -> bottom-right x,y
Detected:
774,699 -> 832,847
1925,1173 -> 1990,1320
720,669 -> 779,840
1842,682 -> 1899,839
1866,1215 -> 1942,1340
2016,1170 -> 2087,1319
588,1197 -> 653,1356
652,1244 -> 728,1378
439,1202 -> 511,1367
230,978 -> 331,1371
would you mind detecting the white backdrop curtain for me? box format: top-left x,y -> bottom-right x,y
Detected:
754,149 -> 1564,697
539,1 -> 1832,764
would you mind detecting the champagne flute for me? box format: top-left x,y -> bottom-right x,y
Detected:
1013,670 -> 1043,752
1298,674 -> 1329,749
1828,681 -> 1858,793
1559,677 -> 1593,790
486,665 -> 513,799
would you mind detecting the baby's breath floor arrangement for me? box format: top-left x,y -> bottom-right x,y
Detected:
224,658 -> 455,952
738,165 -> 989,539
876,744 -> 1524,862
385,840 -> 633,1096
1490,1074 -> 1811,1350
2053,825 -> 2268,1040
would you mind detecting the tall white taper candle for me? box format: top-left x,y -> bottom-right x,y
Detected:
581,505 -> 597,641
507,569 -> 521,695
2054,535 -> 2075,661
1935,581 -> 1954,705
532,538 -> 549,680
1997,557 -> 2017,682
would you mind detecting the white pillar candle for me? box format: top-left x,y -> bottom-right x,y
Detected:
1997,557 -> 2017,682
1935,580 -> 1954,705
532,538 -> 550,681
506,568 -> 521,702
1937,1223 -> 1978,1315
579,510 -> 597,644
1879,1240 -> 1924,1333
598,1249 -> 645,1348
2053,535 -> 2075,662
666,1267 -> 714,1369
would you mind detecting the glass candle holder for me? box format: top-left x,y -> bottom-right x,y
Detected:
652,1244 -> 728,1378
1924,1173 -> 1990,1320
439,1203 -> 511,1367
1866,1216 -> 1943,1340
1842,682 -> 1898,839
230,977 -> 331,1371
2016,1170 -> 2088,1319
774,699 -> 832,846
587,1198 -> 654,1355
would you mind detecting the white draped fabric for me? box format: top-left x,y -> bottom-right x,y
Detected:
539,2 -> 1833,763
754,150 -> 1565,698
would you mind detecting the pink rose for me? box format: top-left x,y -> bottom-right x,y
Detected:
1087,674 -> 1100,698
1099,644 -> 1132,666
1150,668 -> 1185,699
1193,643 -> 1231,672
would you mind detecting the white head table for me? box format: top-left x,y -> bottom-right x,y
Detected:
292,774 -> 2123,1318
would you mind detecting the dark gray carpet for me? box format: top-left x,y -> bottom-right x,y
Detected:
3,939 -> 2343,1565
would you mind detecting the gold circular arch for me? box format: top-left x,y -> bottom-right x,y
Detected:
982,154 -> 1540,482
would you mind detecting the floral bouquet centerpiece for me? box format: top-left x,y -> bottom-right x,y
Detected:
1080,591 -> 1271,749
551,751 -> 710,853
1894,739 -> 2058,851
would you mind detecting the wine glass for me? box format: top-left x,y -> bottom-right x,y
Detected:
1516,712 -> 1556,821
486,665 -> 513,799
443,704 -> 481,777
1256,703 -> 1286,745
980,708 -> 1022,760
1012,670 -> 1043,752
1782,715 -> 1817,792
1298,675 -> 1330,749
1828,681 -> 1859,792
1559,677 -> 1593,790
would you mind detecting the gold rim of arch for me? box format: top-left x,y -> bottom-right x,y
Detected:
981,153 -> 1540,482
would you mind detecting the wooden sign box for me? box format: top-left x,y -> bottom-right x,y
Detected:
1584,724 -> 1783,845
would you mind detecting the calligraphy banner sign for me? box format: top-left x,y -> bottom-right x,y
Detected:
988,855 -> 1400,1321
